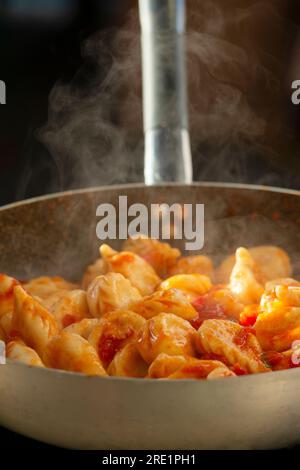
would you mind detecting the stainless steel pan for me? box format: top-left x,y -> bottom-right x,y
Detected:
0,183 -> 300,450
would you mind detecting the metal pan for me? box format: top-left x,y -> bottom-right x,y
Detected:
1,0 -> 299,450
0,182 -> 300,449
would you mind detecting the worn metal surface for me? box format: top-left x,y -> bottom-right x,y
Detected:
0,183 -> 300,449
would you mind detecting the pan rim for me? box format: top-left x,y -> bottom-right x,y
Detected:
4,356 -> 300,385
1,181 -> 300,212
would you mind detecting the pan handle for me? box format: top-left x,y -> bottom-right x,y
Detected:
139,0 -> 193,185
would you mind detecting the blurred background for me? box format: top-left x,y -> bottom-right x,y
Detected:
0,0 -> 300,206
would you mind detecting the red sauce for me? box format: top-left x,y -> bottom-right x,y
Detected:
120,253 -> 135,263
98,330 -> 133,366
201,352 -> 230,366
191,294 -> 228,329
262,351 -> 283,368
233,328 -> 255,348
62,314 -> 79,328
8,329 -> 20,342
160,298 -> 178,309
239,306 -> 259,327
231,363 -> 248,376
179,364 -> 209,378
261,351 -> 299,370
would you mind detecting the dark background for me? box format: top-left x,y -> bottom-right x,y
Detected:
0,0 -> 133,205
1,0 -> 300,450
1,0 -> 300,207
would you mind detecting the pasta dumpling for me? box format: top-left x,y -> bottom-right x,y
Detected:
42,289 -> 90,329
264,277 -> 300,292
0,274 -> 19,317
131,288 -> 197,321
88,310 -> 146,368
81,258 -> 107,290
6,340 -> 45,367
0,311 -> 13,340
23,276 -> 78,299
255,284 -> 300,352
100,244 -> 161,296
108,343 -> 148,378
148,353 -> 234,380
46,332 -> 107,376
123,237 -> 180,278
0,324 -> 5,341
63,318 -> 100,339
12,285 -> 59,359
216,246 -> 291,284
168,359 -> 235,380
196,319 -> 269,374
192,287 -> 244,329
207,365 -> 236,380
159,274 -> 212,302
168,255 -> 214,279
261,349 -> 299,371
137,313 -> 197,364
87,273 -> 142,318
229,247 -> 265,305
148,354 -> 190,379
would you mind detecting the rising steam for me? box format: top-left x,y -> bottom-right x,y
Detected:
38,1 -> 290,190
38,12 -> 143,189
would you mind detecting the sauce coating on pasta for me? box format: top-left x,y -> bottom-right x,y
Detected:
1,240 -> 298,379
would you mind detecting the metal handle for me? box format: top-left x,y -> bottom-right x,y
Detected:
139,0 -> 193,185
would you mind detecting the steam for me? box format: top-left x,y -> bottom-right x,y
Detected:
186,0 -> 288,185
37,1 -> 289,191
38,12 -> 143,190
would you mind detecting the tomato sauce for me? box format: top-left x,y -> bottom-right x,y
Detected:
191,294 -> 228,329
233,328 -> 255,349
98,330 -> 133,366
262,351 -> 300,370
262,351 -> 283,368
179,364 -> 210,379
239,305 -> 259,327
119,253 -> 135,263
201,352 -> 230,366
62,314 -> 79,328
7,329 -> 20,342
231,363 -> 248,376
